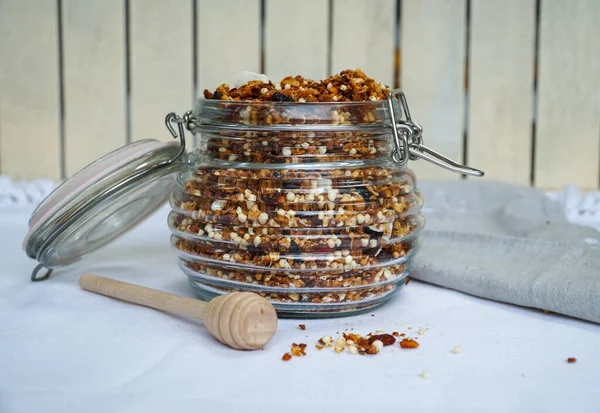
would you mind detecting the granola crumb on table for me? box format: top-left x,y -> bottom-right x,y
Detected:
399,338 -> 419,349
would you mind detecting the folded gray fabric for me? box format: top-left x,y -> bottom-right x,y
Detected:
412,180 -> 600,324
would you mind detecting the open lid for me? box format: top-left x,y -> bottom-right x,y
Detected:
23,113 -> 188,281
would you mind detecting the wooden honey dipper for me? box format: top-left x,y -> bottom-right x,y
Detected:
79,274 -> 278,350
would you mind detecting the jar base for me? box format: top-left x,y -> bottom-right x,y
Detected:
187,277 -> 404,319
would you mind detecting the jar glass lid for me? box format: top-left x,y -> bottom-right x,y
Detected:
23,114 -> 187,281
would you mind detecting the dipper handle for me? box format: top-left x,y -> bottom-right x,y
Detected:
79,274 -> 277,350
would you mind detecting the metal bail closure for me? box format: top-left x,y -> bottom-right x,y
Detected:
387,89 -> 484,177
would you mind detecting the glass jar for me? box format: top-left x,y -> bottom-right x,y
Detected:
166,91 -> 482,317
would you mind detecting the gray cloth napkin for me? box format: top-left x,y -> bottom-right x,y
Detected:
412,180 -> 600,324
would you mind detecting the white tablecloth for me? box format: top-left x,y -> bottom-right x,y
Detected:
1,198 -> 599,412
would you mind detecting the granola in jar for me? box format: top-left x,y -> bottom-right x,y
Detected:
170,70 -> 425,317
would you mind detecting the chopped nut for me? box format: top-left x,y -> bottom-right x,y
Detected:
368,334 -> 396,346
291,343 -> 307,357
334,345 -> 344,353
567,357 -> 577,363
418,327 -> 425,335
282,353 -> 292,361
400,338 -> 419,349
298,324 -> 306,330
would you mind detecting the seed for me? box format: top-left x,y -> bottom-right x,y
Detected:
327,239 -> 336,249
320,335 -> 333,345
331,111 -> 339,123
211,200 -> 226,211
349,148 -> 357,155
260,87 -> 268,95
258,212 -> 269,225
334,346 -> 344,353
282,147 -> 292,157
360,238 -> 369,247
284,84 -> 291,90
357,214 -> 365,224
372,340 -> 384,352
237,213 -> 247,223
344,255 -> 352,264
348,345 -> 358,354
327,189 -> 338,202
318,146 -> 327,155
453,346 -> 461,354
340,85 -> 347,91
369,239 -> 377,248
286,192 -> 295,202
253,236 -> 261,247
301,142 -> 310,149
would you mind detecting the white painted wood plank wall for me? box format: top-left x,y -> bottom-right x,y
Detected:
265,0 -> 329,81
331,0 -> 396,88
62,0 -> 127,176
467,0 -> 536,186
0,0 -> 598,189
535,0 -> 600,190
401,0 -> 466,181
130,0 -> 194,144
0,0 -> 62,180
